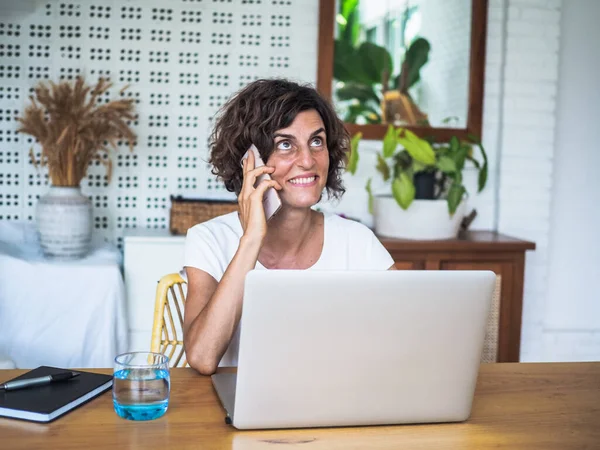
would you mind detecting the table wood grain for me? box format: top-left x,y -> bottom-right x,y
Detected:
1,363 -> 599,449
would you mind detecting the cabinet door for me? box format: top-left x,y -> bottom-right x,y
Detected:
123,239 -> 186,351
441,261 -> 513,363
393,260 -> 425,270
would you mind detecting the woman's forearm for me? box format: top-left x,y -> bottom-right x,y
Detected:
185,236 -> 262,374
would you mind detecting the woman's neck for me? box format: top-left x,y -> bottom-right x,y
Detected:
260,207 -> 322,263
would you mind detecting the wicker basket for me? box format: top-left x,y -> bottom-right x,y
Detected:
169,196 -> 238,235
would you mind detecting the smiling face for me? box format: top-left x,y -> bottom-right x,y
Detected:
266,109 -> 329,210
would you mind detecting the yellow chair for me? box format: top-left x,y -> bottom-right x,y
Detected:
150,273 -> 189,367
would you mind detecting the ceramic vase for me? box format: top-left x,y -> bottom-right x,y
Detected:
36,186 -> 92,259
373,196 -> 466,240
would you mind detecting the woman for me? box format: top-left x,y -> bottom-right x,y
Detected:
183,79 -> 395,375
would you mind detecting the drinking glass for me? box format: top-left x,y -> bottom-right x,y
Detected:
113,352 -> 170,421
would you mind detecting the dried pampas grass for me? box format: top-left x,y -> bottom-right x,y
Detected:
17,77 -> 137,187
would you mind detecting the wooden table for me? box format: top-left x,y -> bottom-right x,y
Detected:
1,363 -> 598,449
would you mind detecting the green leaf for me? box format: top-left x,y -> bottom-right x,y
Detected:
343,103 -> 381,124
468,134 -> 489,192
340,0 -> 359,23
442,116 -> 460,124
347,132 -> 362,174
365,177 -> 374,215
392,150 -> 412,179
465,153 -> 480,169
404,38 -> 430,88
336,82 -> 381,105
333,40 -> 357,82
357,41 -> 393,85
364,110 -> 382,124
454,145 -> 469,170
333,40 -> 371,84
449,136 -> 460,154
455,170 -> 463,185
396,37 -> 431,91
447,182 -> 466,215
436,156 -> 456,174
382,125 -> 397,158
376,153 -> 390,181
344,6 -> 361,47
435,145 -> 450,158
337,0 -> 361,47
412,160 -> 427,173
396,128 -> 436,165
392,173 -> 415,210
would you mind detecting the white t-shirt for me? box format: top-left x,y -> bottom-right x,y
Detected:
183,211 -> 394,366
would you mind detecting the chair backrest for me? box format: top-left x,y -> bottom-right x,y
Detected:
151,273 -> 188,367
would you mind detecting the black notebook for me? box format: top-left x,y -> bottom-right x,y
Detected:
0,366 -> 113,423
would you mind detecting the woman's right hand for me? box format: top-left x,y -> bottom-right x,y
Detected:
238,150 -> 282,246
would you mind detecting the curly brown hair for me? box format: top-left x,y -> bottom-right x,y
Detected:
208,78 -> 350,199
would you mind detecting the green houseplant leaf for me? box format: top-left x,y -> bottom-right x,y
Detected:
392,172 -> 415,210
396,128 -> 436,165
468,134 -> 489,193
376,153 -> 390,181
382,125 -> 397,158
395,37 -> 431,92
365,177 -> 374,215
336,82 -> 381,105
404,37 -> 431,89
340,0 -> 359,22
333,40 -> 371,84
357,41 -> 393,85
338,0 -> 361,47
436,156 -> 456,174
465,147 -> 481,169
447,182 -> 466,215
347,132 -> 362,174
344,103 -> 381,124
454,144 -> 469,171
449,136 -> 460,154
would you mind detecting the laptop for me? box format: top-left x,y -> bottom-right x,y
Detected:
211,269 -> 496,430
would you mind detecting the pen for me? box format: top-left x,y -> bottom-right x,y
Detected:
0,372 -> 80,392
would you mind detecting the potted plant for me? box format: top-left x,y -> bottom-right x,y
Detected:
17,77 -> 136,259
348,126 -> 488,239
334,0 -> 431,125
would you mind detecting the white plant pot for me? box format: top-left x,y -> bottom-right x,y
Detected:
373,196 -> 466,240
36,186 -> 92,259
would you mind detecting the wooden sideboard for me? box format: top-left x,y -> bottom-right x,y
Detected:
380,231 -> 536,363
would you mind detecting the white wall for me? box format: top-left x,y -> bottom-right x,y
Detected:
419,0 -> 472,128
483,0 -> 600,362
543,0 -> 600,361
494,0 -> 562,361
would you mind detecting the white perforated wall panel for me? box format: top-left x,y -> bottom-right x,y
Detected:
0,0 -> 319,248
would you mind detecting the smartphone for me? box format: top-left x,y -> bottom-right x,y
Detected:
241,144 -> 282,221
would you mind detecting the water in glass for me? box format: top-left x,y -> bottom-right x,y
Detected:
113,352 -> 170,420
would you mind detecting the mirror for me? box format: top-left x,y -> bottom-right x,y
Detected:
317,0 -> 488,141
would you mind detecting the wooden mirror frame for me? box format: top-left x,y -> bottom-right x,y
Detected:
317,0 -> 488,142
